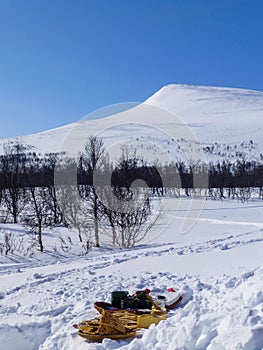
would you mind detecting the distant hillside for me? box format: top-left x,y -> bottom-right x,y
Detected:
1,84 -> 263,163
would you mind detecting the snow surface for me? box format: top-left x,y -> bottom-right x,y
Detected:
1,84 -> 263,349
0,198 -> 263,350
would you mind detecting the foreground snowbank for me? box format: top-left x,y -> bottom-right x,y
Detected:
138,269 -> 263,350
0,318 -> 51,350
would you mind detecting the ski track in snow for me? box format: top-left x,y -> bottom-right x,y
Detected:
1,211 -> 263,349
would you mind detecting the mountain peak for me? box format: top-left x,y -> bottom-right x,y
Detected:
146,83 -> 263,102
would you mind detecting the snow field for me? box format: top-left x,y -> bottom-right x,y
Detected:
0,198 -> 263,349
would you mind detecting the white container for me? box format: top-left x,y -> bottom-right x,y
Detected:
155,295 -> 166,308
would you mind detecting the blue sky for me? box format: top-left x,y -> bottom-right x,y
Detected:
0,0 -> 262,138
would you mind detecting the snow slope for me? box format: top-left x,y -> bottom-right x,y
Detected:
0,84 -> 263,163
146,84 -> 263,149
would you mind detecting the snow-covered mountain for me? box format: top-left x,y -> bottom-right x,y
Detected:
1,84 -> 263,163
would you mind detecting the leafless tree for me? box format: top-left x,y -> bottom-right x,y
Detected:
0,141 -> 31,223
101,186 -> 153,248
58,185 -> 92,244
80,136 -> 105,247
24,187 -> 49,252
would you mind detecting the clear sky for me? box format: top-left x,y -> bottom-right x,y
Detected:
0,0 -> 262,138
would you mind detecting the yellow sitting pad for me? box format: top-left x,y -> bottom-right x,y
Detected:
137,314 -> 167,328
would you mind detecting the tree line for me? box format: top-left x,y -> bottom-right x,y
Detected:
0,138 -> 262,252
